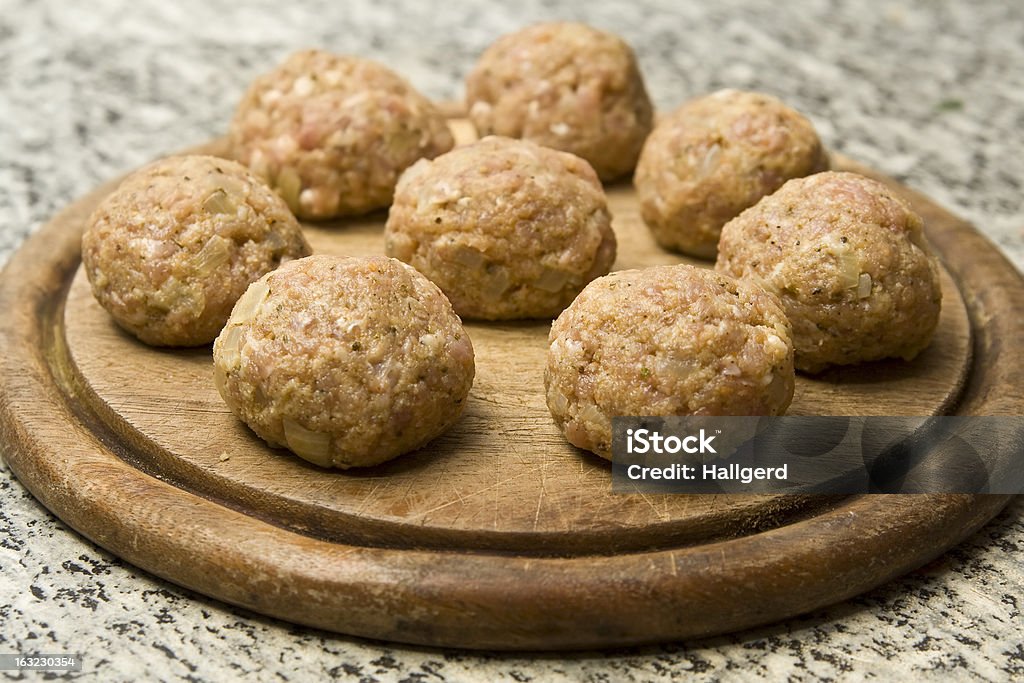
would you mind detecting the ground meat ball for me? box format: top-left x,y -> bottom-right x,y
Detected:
635,89 -> 828,259
229,50 -> 454,220
213,255 -> 475,469
465,22 -> 653,181
545,265 -> 794,459
385,136 -> 616,320
82,155 -> 310,347
715,171 -> 942,373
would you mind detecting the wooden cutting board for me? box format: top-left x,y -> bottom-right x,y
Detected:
0,120 -> 1019,650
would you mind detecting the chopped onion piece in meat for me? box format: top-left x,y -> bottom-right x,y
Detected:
483,268 -> 511,299
722,362 -> 742,376
578,403 -> 606,427
229,279 -> 270,324
193,235 -> 231,276
263,229 -> 286,251
218,325 -> 243,369
697,143 -> 722,178
203,189 -> 236,215
857,272 -> 872,299
276,167 -> 302,213
283,418 -> 332,466
213,366 -> 229,397
819,234 -> 861,290
534,267 -> 571,293
548,387 -> 568,414
654,356 -> 698,383
451,246 -> 485,269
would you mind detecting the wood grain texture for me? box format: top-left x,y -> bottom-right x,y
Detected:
0,120 -> 1018,649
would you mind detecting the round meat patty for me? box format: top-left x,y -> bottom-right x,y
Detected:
385,136 -> 616,320
466,22 -> 653,181
635,89 -> 828,258
213,255 -> 475,469
715,171 -> 942,373
82,155 -> 311,347
545,265 -> 795,459
229,49 -> 454,219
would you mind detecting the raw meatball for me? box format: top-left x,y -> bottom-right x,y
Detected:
635,89 -> 828,258
229,49 -> 454,220
385,136 -> 616,320
465,22 -> 653,181
213,255 -> 475,469
82,155 -> 311,347
545,265 -> 795,459
715,171 -> 942,373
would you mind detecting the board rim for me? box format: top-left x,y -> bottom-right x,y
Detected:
0,148 -> 1018,650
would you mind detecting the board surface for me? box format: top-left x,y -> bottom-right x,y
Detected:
0,120 -> 1019,649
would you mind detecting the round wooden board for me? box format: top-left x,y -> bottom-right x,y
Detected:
0,120 -> 1019,650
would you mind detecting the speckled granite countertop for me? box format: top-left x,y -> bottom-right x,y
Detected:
1,1 -> 1022,680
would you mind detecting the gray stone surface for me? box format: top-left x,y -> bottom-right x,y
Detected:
1,0 -> 1022,680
